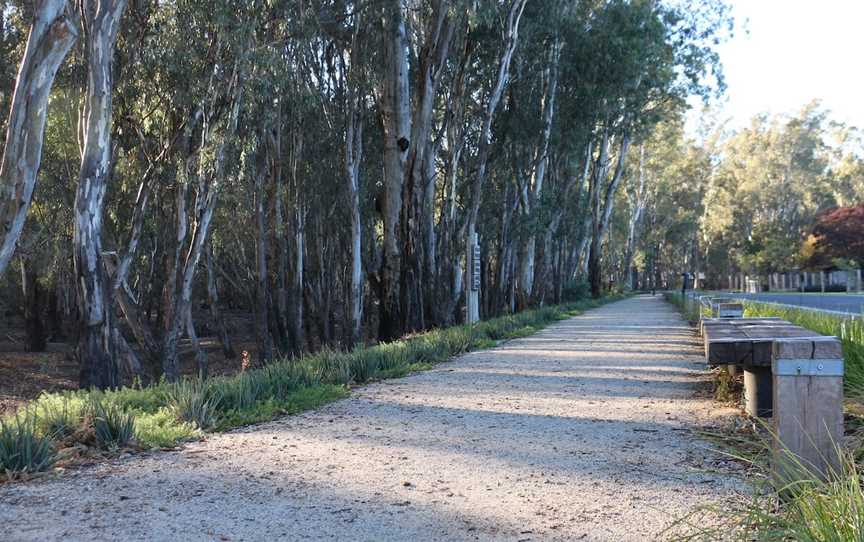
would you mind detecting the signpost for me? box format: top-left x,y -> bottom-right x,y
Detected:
467,230 -> 480,323
472,244 -> 481,291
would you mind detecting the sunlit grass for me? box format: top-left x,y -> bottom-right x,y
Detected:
669,432 -> 864,542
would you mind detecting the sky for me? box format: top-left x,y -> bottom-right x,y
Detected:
691,0 -> 864,131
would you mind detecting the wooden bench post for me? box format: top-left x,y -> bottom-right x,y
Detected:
744,366 -> 772,417
772,338 -> 844,480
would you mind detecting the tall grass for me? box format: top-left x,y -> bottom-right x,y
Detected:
1,295 -> 624,479
0,412 -> 55,478
671,436 -> 864,542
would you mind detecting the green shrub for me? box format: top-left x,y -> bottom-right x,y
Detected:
440,326 -> 473,355
103,385 -> 169,414
214,372 -> 262,412
561,279 -> 590,302
315,348 -> 352,385
90,400 -> 136,450
406,336 -> 447,365
134,408 -> 199,448
216,385 -> 348,429
167,379 -> 221,430
0,413 -> 56,477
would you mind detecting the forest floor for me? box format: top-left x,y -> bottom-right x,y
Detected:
0,296 -> 749,541
0,336 -> 254,415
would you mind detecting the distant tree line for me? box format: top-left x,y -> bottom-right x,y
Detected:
611,102 -> 864,290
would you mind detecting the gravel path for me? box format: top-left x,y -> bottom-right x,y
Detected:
1,295 -> 747,541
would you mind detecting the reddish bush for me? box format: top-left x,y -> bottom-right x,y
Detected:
807,204 -> 864,267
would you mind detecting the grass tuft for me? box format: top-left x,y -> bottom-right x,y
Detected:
669,433 -> 864,542
166,379 -> 222,430
0,412 -> 56,478
90,399 -> 136,451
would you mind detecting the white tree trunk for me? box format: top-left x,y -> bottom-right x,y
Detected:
377,0 -> 411,339
0,1 -> 78,277
345,100 -> 364,345
74,0 -> 128,389
517,40 -> 560,305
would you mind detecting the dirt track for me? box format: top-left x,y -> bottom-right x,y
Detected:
0,295 -> 747,541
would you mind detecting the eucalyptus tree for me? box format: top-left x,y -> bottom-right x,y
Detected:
74,0 -> 129,388
581,0 -> 726,297
702,103 -> 851,278
0,0 -> 77,278
158,0 -> 248,381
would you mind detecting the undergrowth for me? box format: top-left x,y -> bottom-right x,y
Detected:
670,431 -> 864,542
1,295 -> 623,479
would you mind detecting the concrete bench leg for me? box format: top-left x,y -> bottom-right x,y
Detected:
725,364 -> 739,377
743,366 -> 772,417
772,339 -> 844,481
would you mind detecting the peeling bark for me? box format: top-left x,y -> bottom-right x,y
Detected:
74,0 -> 128,389
0,1 -> 78,278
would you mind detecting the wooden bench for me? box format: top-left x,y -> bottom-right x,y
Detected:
697,296 -> 744,319
712,302 -> 744,318
700,318 -> 844,478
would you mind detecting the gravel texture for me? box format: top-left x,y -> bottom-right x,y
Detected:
1,295 -> 747,541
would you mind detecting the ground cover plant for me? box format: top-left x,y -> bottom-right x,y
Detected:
0,295 -> 623,480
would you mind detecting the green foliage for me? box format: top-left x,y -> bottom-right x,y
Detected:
216,385 -> 348,430
133,409 -> 199,449
166,380 -> 222,430
0,412 -> 56,478
673,436 -> 864,541
101,385 -> 170,415
33,394 -> 87,439
90,399 -> 136,451
347,346 -> 382,383
562,280 -> 590,302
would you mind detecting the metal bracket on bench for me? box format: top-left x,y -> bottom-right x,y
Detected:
772,358 -> 844,377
